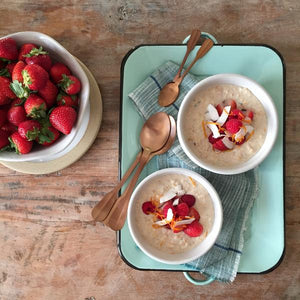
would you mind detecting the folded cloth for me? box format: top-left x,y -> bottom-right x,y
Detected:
128,61 -> 259,283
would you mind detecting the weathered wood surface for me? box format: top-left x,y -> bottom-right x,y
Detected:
0,1 -> 299,299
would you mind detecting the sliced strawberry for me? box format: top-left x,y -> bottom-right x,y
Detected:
225,119 -> 242,134
175,202 -> 189,217
208,133 -> 222,144
246,110 -> 254,120
183,221 -> 203,237
213,139 -> 228,151
225,99 -> 237,110
172,225 -> 186,233
189,207 -> 200,222
180,194 -> 196,207
162,202 -> 175,218
142,201 -> 156,215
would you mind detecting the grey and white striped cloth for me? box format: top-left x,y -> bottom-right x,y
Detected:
128,61 -> 259,282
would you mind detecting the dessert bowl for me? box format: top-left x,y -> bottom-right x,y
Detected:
0,31 -> 90,162
177,73 -> 278,175
127,168 -> 223,265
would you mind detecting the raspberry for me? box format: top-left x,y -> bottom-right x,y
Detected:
189,207 -> 200,222
246,110 -> 254,120
213,139 -> 228,151
184,221 -> 203,237
142,201 -> 155,215
208,133 -> 221,144
225,119 -> 242,134
180,194 -> 196,207
231,109 -> 245,120
175,202 -> 189,217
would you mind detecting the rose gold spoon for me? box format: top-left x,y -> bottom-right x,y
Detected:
102,115 -> 176,231
91,112 -> 171,222
158,38 -> 214,107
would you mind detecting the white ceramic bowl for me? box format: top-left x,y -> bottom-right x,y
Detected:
127,168 -> 223,265
177,74 -> 278,175
0,31 -> 90,162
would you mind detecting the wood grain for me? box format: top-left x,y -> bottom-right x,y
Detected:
0,0 -> 299,299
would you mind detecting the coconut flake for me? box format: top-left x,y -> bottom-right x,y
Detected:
222,136 -> 234,149
154,219 -> 168,226
166,208 -> 173,221
217,105 -> 231,126
159,190 -> 177,203
206,104 -> 219,121
174,217 -> 195,227
245,125 -> 254,134
173,198 -> 179,206
234,127 -> 247,142
207,123 -> 221,138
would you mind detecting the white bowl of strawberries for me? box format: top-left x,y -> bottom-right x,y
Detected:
0,31 -> 90,162
177,74 -> 278,175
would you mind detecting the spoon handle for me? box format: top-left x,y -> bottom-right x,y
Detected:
178,38 -> 214,84
173,29 -> 201,81
91,151 -> 142,222
103,149 -> 151,231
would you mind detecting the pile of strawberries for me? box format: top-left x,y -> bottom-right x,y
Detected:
142,194 -> 204,237
0,37 -> 81,154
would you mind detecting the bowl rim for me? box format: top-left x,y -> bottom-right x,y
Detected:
127,167 -> 223,265
0,31 -> 90,162
177,73 -> 279,175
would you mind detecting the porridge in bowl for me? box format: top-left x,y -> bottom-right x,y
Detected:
134,173 -> 214,254
182,84 -> 268,168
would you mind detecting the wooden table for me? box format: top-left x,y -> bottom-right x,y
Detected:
0,1 -> 299,299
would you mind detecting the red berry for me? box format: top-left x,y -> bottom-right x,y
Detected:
225,99 -> 237,110
162,202 -> 176,218
180,194 -> 196,207
172,225 -> 186,233
50,63 -> 71,83
59,74 -> 81,95
49,106 -> 77,135
0,129 -> 10,150
215,103 -> 223,116
38,80 -> 58,108
36,126 -> 60,146
231,109 -> 245,120
18,120 -> 41,141
141,201 -> 156,215
246,110 -> 254,120
189,207 -> 200,222
183,221 -> 203,237
18,43 -> 37,61
175,202 -> 189,217
24,94 -> 47,119
1,122 -> 17,134
22,64 -> 49,91
12,61 -> 26,83
9,132 -> 33,154
57,93 -> 78,108
0,109 -> 7,127
225,119 -> 242,134
213,139 -> 229,151
7,106 -> 27,126
0,38 -> 18,60
6,62 -> 16,76
25,46 -> 52,72
0,76 -> 16,105
208,133 -> 222,145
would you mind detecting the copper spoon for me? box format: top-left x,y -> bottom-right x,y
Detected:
103,115 -> 177,231
158,38 -> 214,107
91,112 -> 171,222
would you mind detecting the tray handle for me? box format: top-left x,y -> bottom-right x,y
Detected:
183,272 -> 215,285
182,32 -> 218,44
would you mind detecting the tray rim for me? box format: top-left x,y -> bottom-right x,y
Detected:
117,43 -> 286,275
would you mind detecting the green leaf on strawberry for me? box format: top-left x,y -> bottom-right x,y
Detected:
0,68 -> 10,77
10,80 -> 30,99
23,46 -> 48,57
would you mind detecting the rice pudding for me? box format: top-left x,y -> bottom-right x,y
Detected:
134,173 -> 214,254
183,84 -> 267,167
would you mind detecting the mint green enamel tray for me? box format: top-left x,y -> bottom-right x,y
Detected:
117,42 -> 285,274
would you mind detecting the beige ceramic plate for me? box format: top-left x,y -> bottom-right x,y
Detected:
0,60 -> 102,174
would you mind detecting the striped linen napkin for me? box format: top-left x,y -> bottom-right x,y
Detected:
128,61 -> 259,282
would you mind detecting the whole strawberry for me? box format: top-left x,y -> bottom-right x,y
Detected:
0,76 -> 16,105
18,43 -> 37,61
38,80 -> 58,108
12,61 -> 26,83
1,122 -> 17,134
0,37 -> 18,60
6,62 -> 17,76
50,62 -> 71,83
57,93 -> 78,108
24,94 -> 47,119
9,132 -> 33,154
24,46 -> 52,71
22,64 -> 48,91
0,129 -> 10,150
7,105 -> 27,126
49,106 -> 77,134
58,74 -> 81,95
18,120 -> 41,141
0,109 -> 7,127
36,125 -> 60,146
